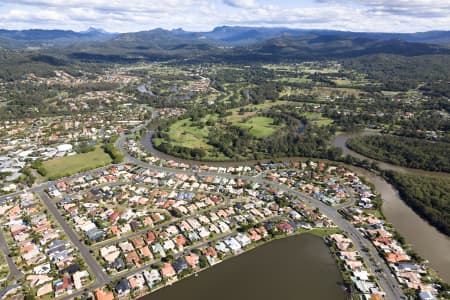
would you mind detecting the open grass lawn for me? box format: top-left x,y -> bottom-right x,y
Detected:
301,67 -> 339,74
381,90 -> 400,96
308,227 -> 343,237
332,79 -> 354,86
161,101 -> 294,159
167,119 -> 212,150
235,116 -> 283,138
226,100 -> 294,123
301,112 -> 334,126
166,102 -> 292,150
43,146 -> 112,179
318,87 -> 362,97
282,86 -> 362,98
274,76 -> 312,84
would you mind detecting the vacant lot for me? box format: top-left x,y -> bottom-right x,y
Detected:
43,146 -> 112,179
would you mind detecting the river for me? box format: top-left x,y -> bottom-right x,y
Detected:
142,130 -> 450,282
332,131 -> 449,177
141,234 -> 347,300
332,131 -> 450,282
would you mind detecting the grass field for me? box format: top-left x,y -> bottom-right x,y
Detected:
274,76 -> 312,84
301,112 -> 334,126
166,119 -> 212,150
281,86 -> 362,98
159,101 -> 294,159
43,146 -> 112,179
225,100 -> 294,123
164,101 -> 294,149
235,116 -> 282,138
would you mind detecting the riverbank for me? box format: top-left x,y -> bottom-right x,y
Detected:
331,131 -> 450,281
382,171 -> 450,236
348,167 -> 450,282
346,134 -> 450,173
332,131 -> 450,177
137,129 -> 450,282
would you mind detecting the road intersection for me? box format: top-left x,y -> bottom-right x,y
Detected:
0,126 -> 406,300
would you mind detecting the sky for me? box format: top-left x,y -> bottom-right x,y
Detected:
0,0 -> 449,33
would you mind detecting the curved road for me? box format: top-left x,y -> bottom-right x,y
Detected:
117,132 -> 406,300
0,122 -> 407,300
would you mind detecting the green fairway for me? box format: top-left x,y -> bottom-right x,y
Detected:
225,100 -> 294,123
43,146 -> 112,179
301,112 -> 334,126
167,119 -> 212,150
236,116 -> 282,138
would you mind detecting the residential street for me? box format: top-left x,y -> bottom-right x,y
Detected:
0,127 -> 406,300
36,190 -> 109,285
115,131 -> 406,300
0,230 -> 22,281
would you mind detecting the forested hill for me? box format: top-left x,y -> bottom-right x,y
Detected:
64,31 -> 450,64
247,35 -> 450,59
1,26 -> 450,65
343,54 -> 450,91
0,28 -> 116,49
1,27 -> 450,50
1,27 -> 450,85
201,26 -> 450,46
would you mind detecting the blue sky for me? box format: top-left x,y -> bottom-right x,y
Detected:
0,0 -> 448,33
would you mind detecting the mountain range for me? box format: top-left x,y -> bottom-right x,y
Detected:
0,26 -> 449,68
0,27 -> 116,49
1,26 -> 450,50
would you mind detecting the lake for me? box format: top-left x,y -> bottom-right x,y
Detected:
141,234 -> 347,300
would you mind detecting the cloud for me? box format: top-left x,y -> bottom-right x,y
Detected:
223,0 -> 257,9
0,0 -> 448,32
317,0 -> 450,17
0,0 -> 208,14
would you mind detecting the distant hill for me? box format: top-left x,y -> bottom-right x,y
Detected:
322,30 -> 450,46
248,34 -> 450,60
1,26 -> 450,51
1,26 -> 450,70
0,28 -> 117,49
61,27 -> 449,64
201,26 -> 450,46
99,28 -> 214,50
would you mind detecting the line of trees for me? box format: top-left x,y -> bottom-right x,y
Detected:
103,143 -> 124,164
347,135 -> 450,172
383,171 -> 450,236
154,105 -> 342,161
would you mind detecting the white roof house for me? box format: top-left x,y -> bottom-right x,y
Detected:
57,144 -> 73,152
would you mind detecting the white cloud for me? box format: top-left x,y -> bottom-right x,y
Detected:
0,0 -> 448,32
318,0 -> 450,17
223,0 -> 258,9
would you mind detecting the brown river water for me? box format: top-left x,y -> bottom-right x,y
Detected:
333,132 -> 450,282
141,234 -> 347,300
142,130 -> 450,282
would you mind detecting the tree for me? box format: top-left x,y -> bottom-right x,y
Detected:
199,255 -> 209,268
